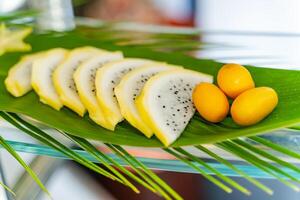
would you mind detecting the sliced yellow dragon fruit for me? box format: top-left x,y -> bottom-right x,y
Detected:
73,51 -> 123,130
5,52 -> 42,97
31,48 -> 68,110
115,63 -> 179,138
95,58 -> 153,128
53,46 -> 106,116
136,69 -> 213,146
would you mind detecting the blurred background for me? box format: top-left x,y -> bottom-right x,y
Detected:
1,0 -> 300,199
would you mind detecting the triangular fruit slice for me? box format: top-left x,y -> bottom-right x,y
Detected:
74,51 -> 123,130
114,63 -> 179,138
136,69 -> 213,146
95,58 -> 153,128
0,23 -> 32,56
5,52 -> 42,97
31,48 -> 68,110
53,46 -> 106,116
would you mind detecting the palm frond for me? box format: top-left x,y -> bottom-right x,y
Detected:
1,111 -> 181,199
173,147 -> 251,195
232,139 -> 300,175
107,144 -> 181,200
66,135 -> 159,193
218,141 -> 300,192
4,109 -> 300,198
249,136 -> 300,160
112,145 -> 183,200
63,134 -> 139,193
0,112 -> 131,186
195,145 -> 273,195
164,148 -> 232,193
0,135 -> 44,197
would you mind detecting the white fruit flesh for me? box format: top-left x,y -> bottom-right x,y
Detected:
95,58 -> 153,128
115,63 -> 179,138
53,46 -> 106,116
31,48 -> 68,110
5,52 -> 42,97
74,51 -> 123,130
136,69 -> 213,146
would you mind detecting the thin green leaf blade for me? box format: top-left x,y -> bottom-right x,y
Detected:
233,139 -> 300,175
0,112 -> 125,184
65,134 -> 139,193
164,148 -> 232,194
106,144 -> 172,200
113,145 -> 183,200
174,147 -> 250,195
195,145 -> 273,195
249,136 -> 300,160
70,138 -> 157,193
0,136 -> 49,197
218,142 -> 300,192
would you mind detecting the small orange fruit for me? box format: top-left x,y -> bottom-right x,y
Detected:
193,83 -> 229,123
231,87 -> 278,126
217,63 -> 255,99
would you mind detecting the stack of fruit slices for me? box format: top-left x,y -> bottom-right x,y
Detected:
5,47 -> 213,146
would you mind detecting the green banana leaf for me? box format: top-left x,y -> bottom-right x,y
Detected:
1,30 -> 300,147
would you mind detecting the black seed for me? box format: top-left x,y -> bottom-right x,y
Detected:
183,121 -> 186,124
158,95 -> 161,98
172,121 -> 175,123
184,115 -> 186,117
177,109 -> 180,111
111,80 -> 115,84
173,128 -> 176,131
166,123 -> 169,126
163,105 -> 166,108
172,114 -> 175,116
174,91 -> 178,95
